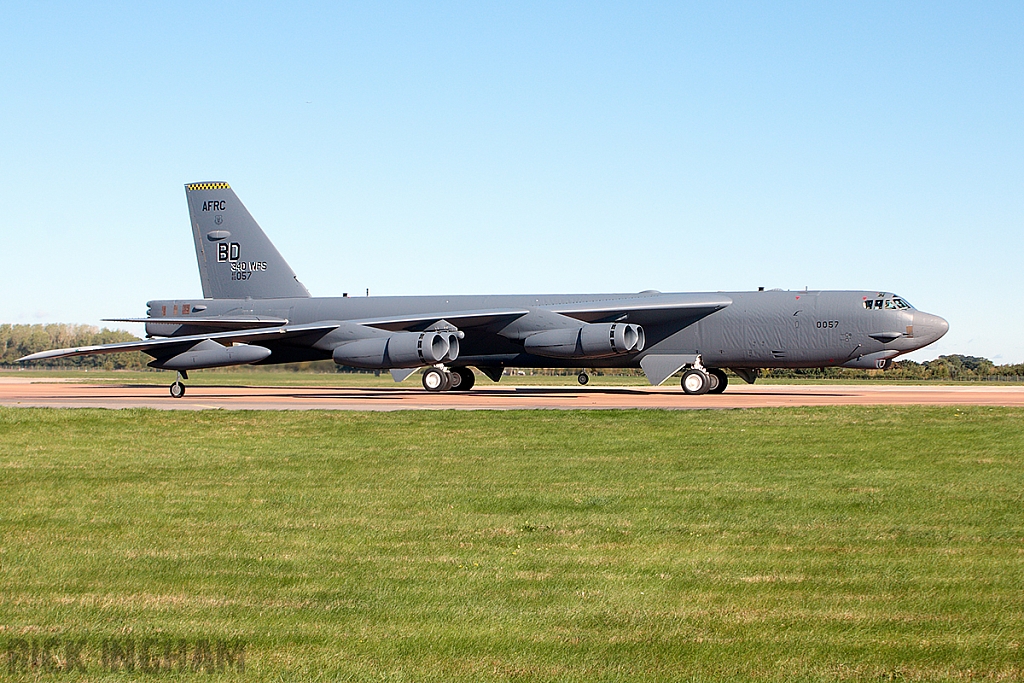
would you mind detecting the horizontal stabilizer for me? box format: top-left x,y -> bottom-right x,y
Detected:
104,316 -> 289,329
18,322 -> 342,363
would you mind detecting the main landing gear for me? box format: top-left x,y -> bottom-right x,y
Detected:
450,367 -> 475,391
707,368 -> 728,394
169,371 -> 188,398
680,366 -> 728,395
422,366 -> 476,392
577,371 -> 590,385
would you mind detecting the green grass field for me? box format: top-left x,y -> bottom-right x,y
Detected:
2,407 -> 1023,681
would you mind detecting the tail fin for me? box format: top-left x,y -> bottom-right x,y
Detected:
185,182 -> 310,299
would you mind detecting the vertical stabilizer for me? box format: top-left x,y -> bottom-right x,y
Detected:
185,182 -> 310,299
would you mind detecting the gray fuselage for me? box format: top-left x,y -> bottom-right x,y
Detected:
145,289 -> 948,371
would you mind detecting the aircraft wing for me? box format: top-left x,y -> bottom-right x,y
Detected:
354,295 -> 731,332
353,308 -> 531,332
17,322 -> 342,362
19,295 -> 730,363
548,293 -> 732,325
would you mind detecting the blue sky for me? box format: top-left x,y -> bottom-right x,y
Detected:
1,2 -> 1021,362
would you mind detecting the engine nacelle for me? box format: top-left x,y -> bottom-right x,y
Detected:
152,339 -> 271,370
441,333 -> 460,363
524,323 -> 644,359
332,331 -> 452,369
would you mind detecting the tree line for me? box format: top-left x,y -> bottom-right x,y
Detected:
2,324 -> 1023,380
0,324 -> 147,369
762,355 -> 1024,380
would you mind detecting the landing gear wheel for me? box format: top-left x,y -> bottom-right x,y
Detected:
448,369 -> 463,390
450,367 -> 475,391
422,367 -> 448,392
708,368 -> 728,394
170,381 -> 186,398
680,369 -> 711,395
578,372 -> 590,385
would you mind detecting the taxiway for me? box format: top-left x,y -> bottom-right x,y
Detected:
1,378 -> 1022,410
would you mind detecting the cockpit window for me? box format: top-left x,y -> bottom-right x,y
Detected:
864,297 -> 914,310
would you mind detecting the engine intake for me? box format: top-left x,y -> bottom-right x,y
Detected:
441,333 -> 460,363
524,323 -> 644,359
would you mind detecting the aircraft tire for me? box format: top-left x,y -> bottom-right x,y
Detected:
578,372 -> 590,385
451,367 -> 475,391
708,368 -> 728,394
680,369 -> 710,395
422,367 -> 447,392
170,381 -> 186,399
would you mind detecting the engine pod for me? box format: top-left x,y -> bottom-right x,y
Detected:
155,339 -> 271,370
331,337 -> 390,368
523,328 -> 580,358
332,331 -> 451,369
384,331 -> 450,366
525,323 -> 645,359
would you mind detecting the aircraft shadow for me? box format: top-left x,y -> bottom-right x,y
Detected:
93,383 -> 851,400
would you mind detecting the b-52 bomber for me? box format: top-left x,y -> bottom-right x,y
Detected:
20,182 -> 949,397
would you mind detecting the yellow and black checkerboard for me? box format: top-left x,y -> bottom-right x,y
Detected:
185,182 -> 231,191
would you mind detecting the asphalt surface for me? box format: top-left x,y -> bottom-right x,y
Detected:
2,377 -> 1023,410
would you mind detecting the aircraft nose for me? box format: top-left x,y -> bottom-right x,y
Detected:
912,311 -> 949,345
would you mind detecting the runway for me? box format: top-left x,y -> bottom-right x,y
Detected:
2,377 -> 1023,410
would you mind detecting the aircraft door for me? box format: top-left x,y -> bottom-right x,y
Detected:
898,306 -> 915,341
786,293 -> 818,363
815,294 -> 857,362
746,297 -> 792,364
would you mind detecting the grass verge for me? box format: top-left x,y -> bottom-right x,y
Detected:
1,406 -> 1023,681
